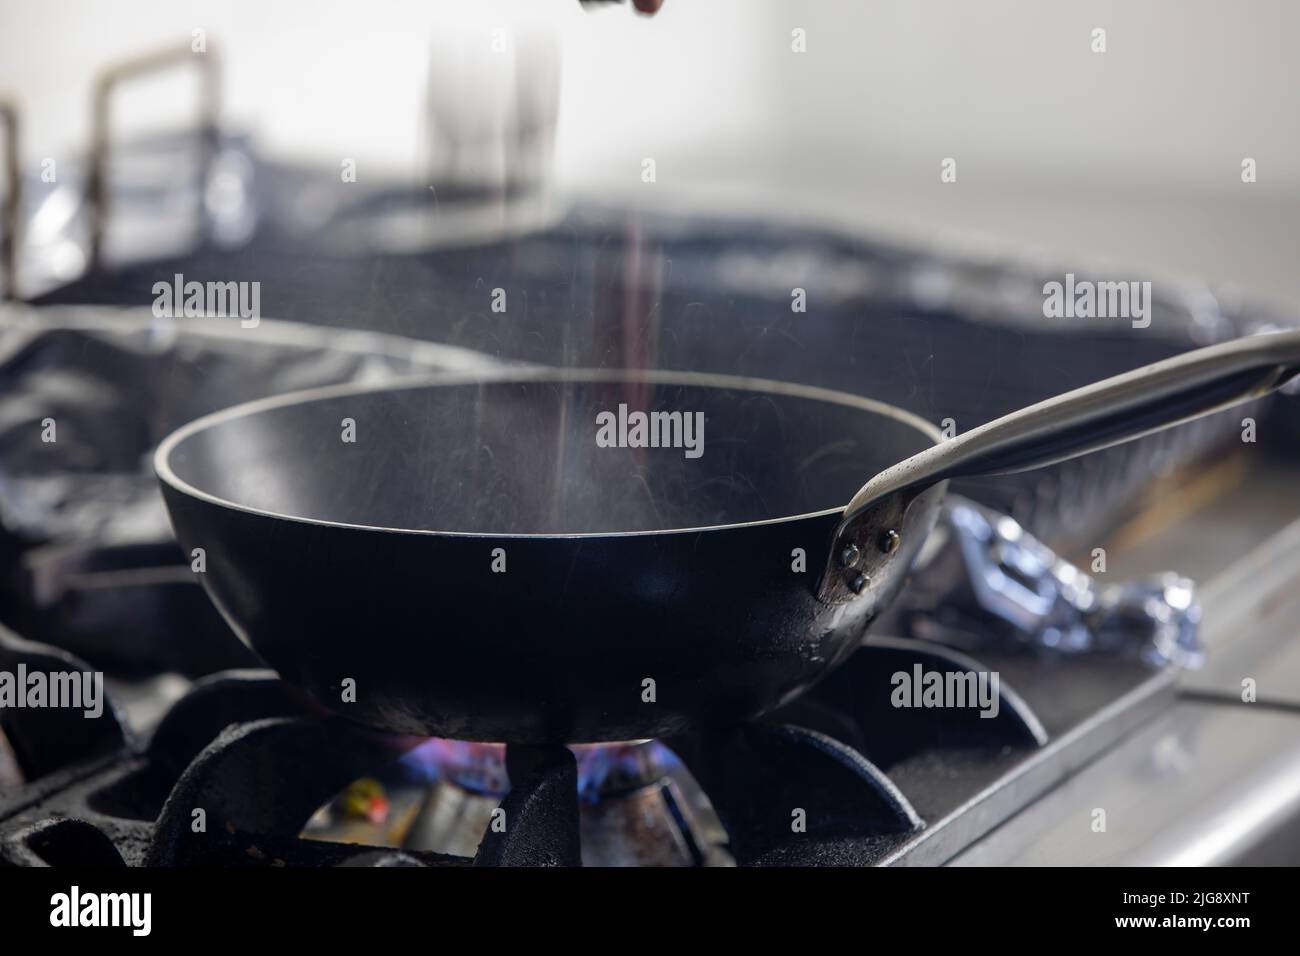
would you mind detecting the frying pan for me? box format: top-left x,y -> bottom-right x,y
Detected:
156,331 -> 1300,743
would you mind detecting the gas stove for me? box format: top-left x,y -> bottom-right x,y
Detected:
4,442 -> 1299,868
5,204 -> 1300,868
4,40 -> 1300,871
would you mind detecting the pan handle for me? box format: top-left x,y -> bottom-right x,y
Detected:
0,98 -> 19,300
820,330 -> 1300,603
88,44 -> 221,269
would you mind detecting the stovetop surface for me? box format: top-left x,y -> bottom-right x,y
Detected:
0,629 -> 1156,867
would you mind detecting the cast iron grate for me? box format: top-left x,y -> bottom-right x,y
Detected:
1,622 -> 1166,867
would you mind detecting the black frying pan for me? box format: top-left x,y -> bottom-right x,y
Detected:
156,332 -> 1300,743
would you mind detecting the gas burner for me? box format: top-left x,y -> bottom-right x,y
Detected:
305,738 -> 733,866
395,738 -> 678,799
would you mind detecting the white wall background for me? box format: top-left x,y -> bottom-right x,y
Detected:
2,0 -> 1298,306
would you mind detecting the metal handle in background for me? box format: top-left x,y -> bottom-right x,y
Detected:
88,44 -> 220,269
0,98 -> 18,299
819,330 -> 1300,603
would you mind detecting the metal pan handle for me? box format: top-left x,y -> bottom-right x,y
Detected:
88,44 -> 220,269
820,330 -> 1300,603
0,98 -> 18,300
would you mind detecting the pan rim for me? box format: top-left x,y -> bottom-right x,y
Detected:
154,367 -> 944,539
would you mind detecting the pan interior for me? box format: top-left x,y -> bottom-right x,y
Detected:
162,378 -> 937,535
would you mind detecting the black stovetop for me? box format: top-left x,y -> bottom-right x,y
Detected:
0,618 -> 1169,867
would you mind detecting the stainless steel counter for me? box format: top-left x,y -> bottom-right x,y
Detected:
952,499 -> 1300,865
